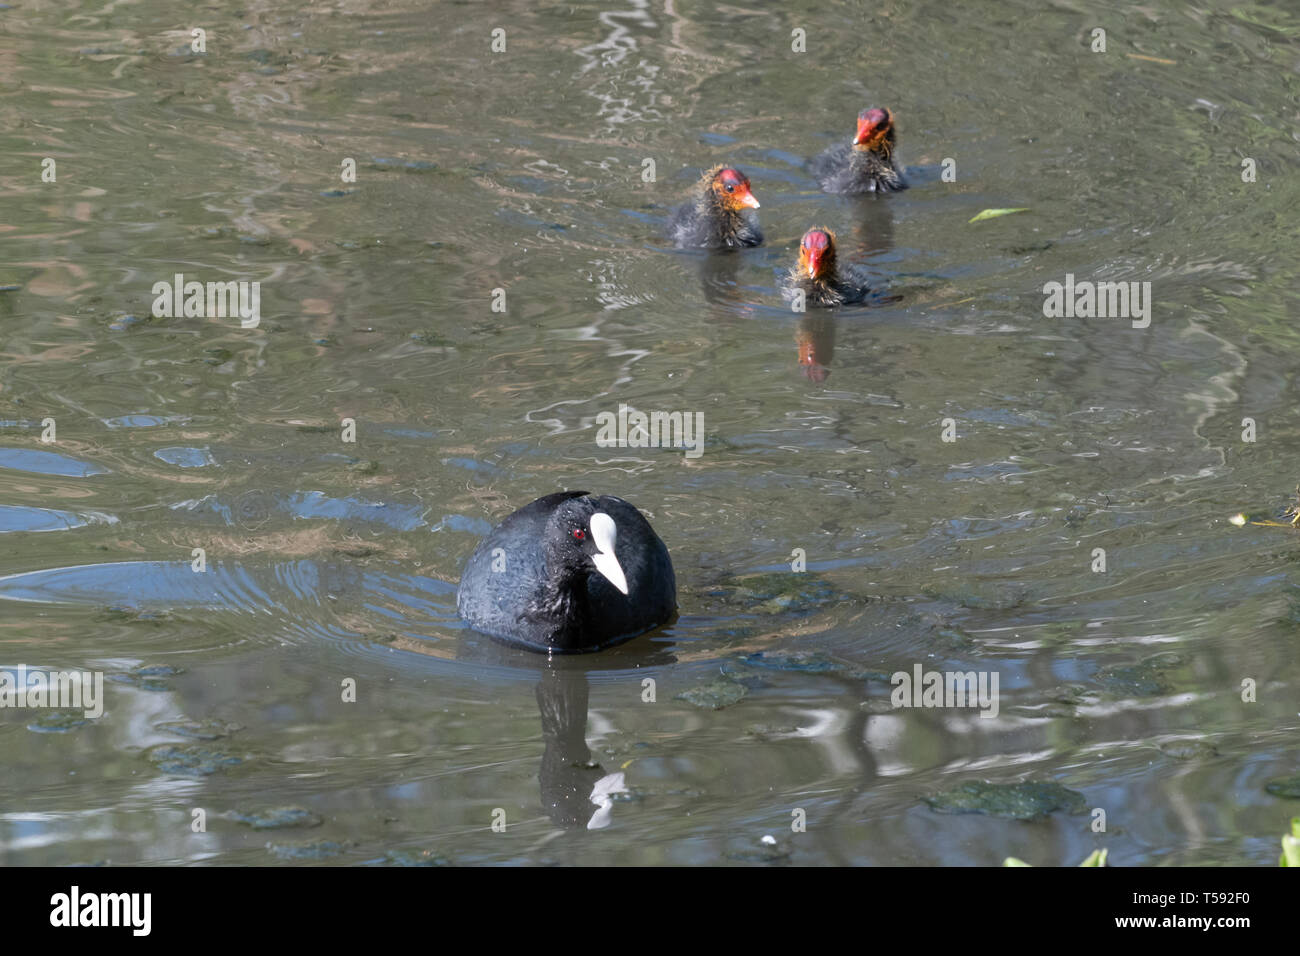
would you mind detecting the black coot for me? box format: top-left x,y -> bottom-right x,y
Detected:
456,492 -> 677,653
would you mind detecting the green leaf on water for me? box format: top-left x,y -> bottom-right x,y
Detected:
1003,849 -> 1106,867
969,208 -> 1030,223
1282,818 -> 1300,867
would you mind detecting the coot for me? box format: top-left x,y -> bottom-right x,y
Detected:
781,227 -> 872,307
810,107 -> 906,194
456,492 -> 677,653
668,165 -> 763,248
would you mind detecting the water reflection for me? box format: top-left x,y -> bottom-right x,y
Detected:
536,666 -> 616,829
796,315 -> 835,382
697,248 -> 751,310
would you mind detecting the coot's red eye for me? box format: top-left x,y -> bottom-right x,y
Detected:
572,528 -> 585,541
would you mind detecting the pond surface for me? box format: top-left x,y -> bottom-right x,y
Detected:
1,0 -> 1298,865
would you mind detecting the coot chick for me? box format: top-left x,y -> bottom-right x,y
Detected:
810,107 -> 906,194
457,492 -> 676,654
781,227 -> 871,307
669,165 -> 762,248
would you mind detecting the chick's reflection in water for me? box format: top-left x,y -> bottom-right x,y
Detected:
536,665 -> 626,829
697,246 -> 749,310
796,314 -> 835,382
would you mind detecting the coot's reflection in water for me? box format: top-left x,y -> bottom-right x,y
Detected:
535,665 -> 613,830
447,634 -> 681,830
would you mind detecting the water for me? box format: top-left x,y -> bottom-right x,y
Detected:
1,0 -> 1298,865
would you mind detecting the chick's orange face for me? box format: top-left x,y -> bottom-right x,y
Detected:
711,168 -> 760,210
854,108 -> 894,149
799,228 -> 834,279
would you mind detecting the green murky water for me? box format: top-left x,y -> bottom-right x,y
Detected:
1,0 -> 1298,865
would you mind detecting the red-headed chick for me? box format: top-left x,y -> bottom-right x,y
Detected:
810,107 -> 906,194
669,165 -> 762,248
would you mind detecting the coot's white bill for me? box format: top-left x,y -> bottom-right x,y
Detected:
589,512 -> 628,595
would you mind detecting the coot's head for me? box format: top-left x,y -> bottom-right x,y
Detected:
543,496 -> 629,595
853,107 -> 895,151
797,226 -> 838,281
705,166 -> 761,211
